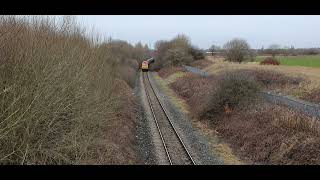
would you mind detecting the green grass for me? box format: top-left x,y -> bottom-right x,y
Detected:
255,55 -> 320,68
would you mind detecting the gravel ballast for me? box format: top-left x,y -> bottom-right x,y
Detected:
136,71 -> 171,164
148,72 -> 223,165
134,71 -> 158,165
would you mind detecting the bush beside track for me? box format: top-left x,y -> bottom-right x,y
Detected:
167,67 -> 320,164
0,16 -> 147,164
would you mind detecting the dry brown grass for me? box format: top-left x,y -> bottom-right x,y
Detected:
169,73 -> 215,118
168,66 -> 320,164
157,66 -> 185,79
205,58 -> 320,80
228,69 -> 304,93
204,60 -> 320,102
0,16 -> 142,164
104,79 -> 140,164
155,73 -> 243,164
189,59 -> 213,69
214,102 -> 320,165
117,65 -> 138,88
205,55 -> 225,62
170,71 -> 260,119
302,89 -> 320,104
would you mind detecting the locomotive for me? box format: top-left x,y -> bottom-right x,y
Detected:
141,61 -> 149,71
141,57 -> 154,72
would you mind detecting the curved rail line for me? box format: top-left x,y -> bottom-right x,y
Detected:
142,72 -> 195,165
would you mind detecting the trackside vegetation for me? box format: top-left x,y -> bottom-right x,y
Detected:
151,34 -> 205,70
0,16 -> 148,164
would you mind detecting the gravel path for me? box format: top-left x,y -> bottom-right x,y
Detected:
183,65 -> 209,77
148,72 -> 223,165
261,91 -> 320,118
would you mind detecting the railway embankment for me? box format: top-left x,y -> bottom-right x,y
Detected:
161,65 -> 320,164
148,71 -> 236,165
182,65 -> 320,118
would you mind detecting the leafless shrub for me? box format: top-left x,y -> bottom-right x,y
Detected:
158,66 -> 185,79
202,71 -> 260,119
266,44 -> 281,57
163,48 -> 193,66
170,73 -> 215,118
302,89 -> 320,104
223,38 -> 251,63
152,34 -> 204,70
170,71 -> 260,119
169,67 -> 320,165
117,65 -> 137,88
189,46 -> 205,60
260,57 -> 280,65
230,69 -> 303,89
0,15 -> 142,164
215,102 -> 320,164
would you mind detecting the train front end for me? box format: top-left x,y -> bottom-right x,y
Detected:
141,61 -> 149,71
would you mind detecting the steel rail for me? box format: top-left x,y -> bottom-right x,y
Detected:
144,72 -> 196,165
143,72 -> 172,164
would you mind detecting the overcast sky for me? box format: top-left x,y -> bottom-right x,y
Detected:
75,15 -> 320,49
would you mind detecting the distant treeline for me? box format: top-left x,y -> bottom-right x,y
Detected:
255,47 -> 320,56
204,47 -> 320,57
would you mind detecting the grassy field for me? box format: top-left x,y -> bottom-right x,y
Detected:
203,57 -> 320,103
256,55 -> 320,68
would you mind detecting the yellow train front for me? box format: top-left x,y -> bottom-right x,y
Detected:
141,61 -> 149,72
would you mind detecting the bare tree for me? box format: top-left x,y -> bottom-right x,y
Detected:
248,49 -> 257,62
223,38 -> 250,63
268,44 -> 281,57
153,34 -> 201,70
282,46 -> 290,56
209,45 -> 220,56
289,46 -> 297,56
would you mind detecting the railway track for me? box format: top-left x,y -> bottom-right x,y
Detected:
142,72 -> 195,165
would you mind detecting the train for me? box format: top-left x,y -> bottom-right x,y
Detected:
141,57 -> 154,72
141,61 -> 148,71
